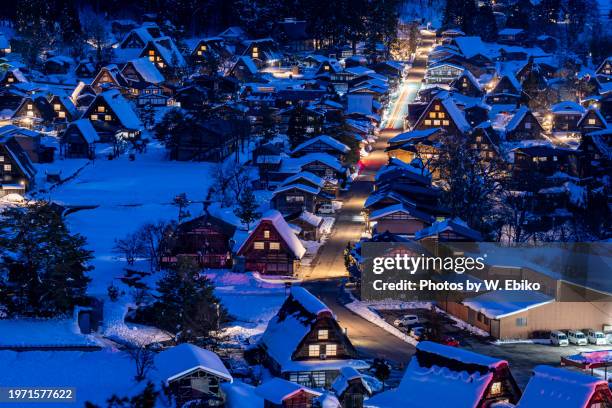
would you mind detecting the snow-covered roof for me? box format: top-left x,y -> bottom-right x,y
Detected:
255,378 -> 320,403
273,183 -> 320,197
415,217 -> 483,241
505,105 -> 531,132
332,366 -> 371,397
462,290 -> 554,319
236,56 -> 258,75
369,203 -> 435,223
518,365 -> 608,408
435,93 -> 471,133
69,119 -> 99,144
291,135 -> 350,155
453,36 -> 489,59
291,286 -> 329,315
551,101 -> 586,115
238,210 -> 306,259
154,343 -> 232,384
281,171 -> 325,188
389,128 -> 440,144
298,211 -> 323,227
367,342 -> 501,408
499,28 -> 525,36
0,33 -> 9,50
127,57 -> 165,84
150,37 -> 187,67
281,153 -> 345,174
97,90 -> 142,130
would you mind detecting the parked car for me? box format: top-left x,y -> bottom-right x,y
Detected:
393,314 -> 420,327
440,335 -> 459,347
409,326 -> 425,340
587,330 -> 607,345
568,330 -> 588,346
550,331 -> 569,346
317,203 -> 335,214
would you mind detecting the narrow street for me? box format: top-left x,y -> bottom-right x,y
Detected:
303,31 -> 435,365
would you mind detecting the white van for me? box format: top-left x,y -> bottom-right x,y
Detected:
568,330 -> 588,346
587,330 -> 607,345
393,314 -> 420,327
550,331 -> 569,346
317,203 -> 335,214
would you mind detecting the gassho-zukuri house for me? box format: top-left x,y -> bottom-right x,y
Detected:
253,286 -> 368,388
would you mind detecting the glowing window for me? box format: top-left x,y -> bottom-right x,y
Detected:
318,330 -> 329,340
90,114 -> 98,120
264,230 -> 270,238
269,242 -> 280,250
442,120 -> 449,126
308,345 -> 319,357
58,111 -> 65,118
490,382 -> 502,395
429,112 -> 436,118
424,119 -> 432,125
434,105 -> 440,111
53,104 -> 61,111
97,106 -> 105,113
325,344 -> 337,356
104,115 -> 112,121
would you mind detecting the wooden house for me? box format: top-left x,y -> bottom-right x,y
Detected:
367,341 -> 521,407
469,122 -> 502,163
12,96 -> 54,129
413,94 -> 471,136
218,26 -> 247,45
368,203 -> 435,237
281,153 -> 346,182
241,38 -> 282,68
71,82 -> 97,109
579,128 -> 612,178
189,37 -> 227,64
291,135 -> 350,160
486,73 -> 522,105
0,134 -> 36,195
154,343 -> 233,408
0,69 -> 27,87
48,95 -> 78,124
119,23 -> 163,51
161,213 -> 235,269
512,145 -> 578,189
60,119 -> 99,159
285,211 -> 324,242
74,60 -> 96,78
450,69 -> 484,97
121,57 -> 166,89
415,217 -> 483,242
43,56 -> 72,75
577,107 -> 608,134
386,128 -> 442,164
235,210 -> 306,275
82,90 -> 142,141
331,367 -> 371,408
518,365 -> 612,408
0,125 -> 53,163
595,56 -> 612,82
272,183 -> 321,215
425,62 -> 464,85
228,56 -> 259,82
174,85 -> 209,111
258,286 -> 366,387
91,65 -> 130,94
551,101 -> 586,135
255,378 -> 321,408
139,37 -> 187,74
280,172 -> 327,192
502,106 -> 544,141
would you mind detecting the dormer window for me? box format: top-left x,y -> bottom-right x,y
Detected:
318,329 -> 329,340
264,230 -> 270,239
97,106 -> 105,113
148,49 -> 155,56
27,104 -> 33,109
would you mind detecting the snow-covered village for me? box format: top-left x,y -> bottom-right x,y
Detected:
0,0 -> 611,406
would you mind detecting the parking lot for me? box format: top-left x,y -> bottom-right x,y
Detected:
378,308 -> 612,387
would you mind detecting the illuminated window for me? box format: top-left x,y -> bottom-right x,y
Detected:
197,51 -> 202,56
308,344 -> 319,357
254,242 -> 265,250
104,115 -> 112,121
424,119 -> 432,125
269,242 -> 280,250
0,156 -> 3,162
588,118 -> 596,125
442,120 -> 449,126
4,164 -> 11,171
148,50 -> 155,56
97,106 -> 105,113
27,104 -> 33,109
325,344 -> 337,356
90,114 -> 98,120
475,136 -> 482,142
434,104 -> 440,111
26,110 -> 33,117
433,120 -> 441,126
58,111 -> 65,118
429,112 -> 436,119
52,104 -> 60,111
148,56 -> 155,62
490,382 -> 502,395
318,330 -> 329,340
324,65 -> 330,70
438,112 -> 445,119
263,230 -> 270,238
7,77 -> 13,83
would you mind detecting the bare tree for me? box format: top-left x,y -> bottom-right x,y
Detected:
125,337 -> 156,382
137,221 -> 176,271
80,9 -> 111,65
113,233 -> 144,265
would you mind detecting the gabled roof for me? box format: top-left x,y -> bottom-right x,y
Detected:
125,57 -> 165,84
453,36 -> 489,59
332,366 -> 372,397
551,101 -> 585,114
0,135 -> 36,179
417,93 -> 471,133
518,365 -> 609,408
415,217 -> 483,241
389,128 -> 441,145
93,90 -> 141,130
234,56 -> 258,75
237,210 -> 306,259
505,105 -> 534,132
292,135 -> 350,155
67,119 -> 99,144
273,183 -> 321,197
153,343 -> 232,384
577,107 -> 607,127
369,203 -> 435,223
282,153 -> 345,173
281,171 -> 325,188
148,37 -> 187,67
255,378 -> 320,403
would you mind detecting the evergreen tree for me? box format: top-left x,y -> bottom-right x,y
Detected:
144,257 -> 227,343
0,202 -> 92,317
287,103 -> 310,148
475,3 -> 498,41
234,187 -> 261,230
